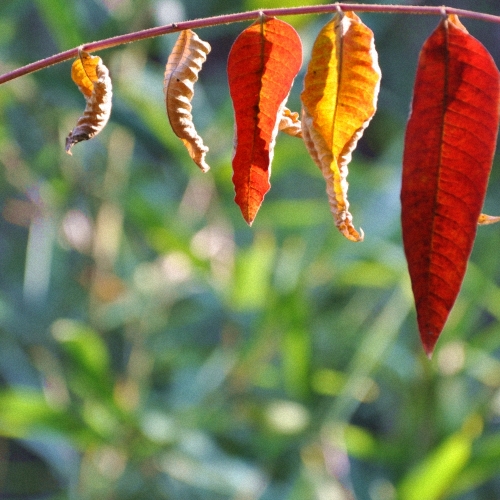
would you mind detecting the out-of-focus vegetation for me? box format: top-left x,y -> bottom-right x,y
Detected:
1,0 -> 500,498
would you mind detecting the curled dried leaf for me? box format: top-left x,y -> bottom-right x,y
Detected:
66,49 -> 112,154
279,107 -> 302,138
478,213 -> 500,225
164,29 -> 211,172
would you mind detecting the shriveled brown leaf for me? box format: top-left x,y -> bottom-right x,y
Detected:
164,30 -> 211,172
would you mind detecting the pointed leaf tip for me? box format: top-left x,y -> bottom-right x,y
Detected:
227,17 -> 303,224
401,15 -> 500,353
301,11 -> 380,241
423,332 -> 437,359
164,29 -> 211,172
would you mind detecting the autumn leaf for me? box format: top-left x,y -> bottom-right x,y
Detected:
401,15 -> 500,357
227,16 -> 303,225
66,49 -> 112,154
164,29 -> 211,172
478,214 -> 500,225
279,107 -> 302,138
301,11 -> 381,242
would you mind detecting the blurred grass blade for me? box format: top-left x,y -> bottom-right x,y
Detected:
398,431 -> 473,500
329,280 -> 412,423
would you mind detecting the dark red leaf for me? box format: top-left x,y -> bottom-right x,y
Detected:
401,15 -> 500,357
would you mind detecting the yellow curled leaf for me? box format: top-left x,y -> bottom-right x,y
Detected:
164,29 -> 211,172
66,49 -> 112,154
301,11 -> 381,241
279,107 -> 302,138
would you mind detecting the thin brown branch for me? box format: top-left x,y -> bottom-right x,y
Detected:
1,3 -> 499,85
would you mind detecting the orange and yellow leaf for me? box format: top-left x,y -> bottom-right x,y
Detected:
301,11 -> 381,241
66,49 -> 112,154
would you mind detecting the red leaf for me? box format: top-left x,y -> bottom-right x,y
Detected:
227,17 -> 302,225
401,15 -> 500,357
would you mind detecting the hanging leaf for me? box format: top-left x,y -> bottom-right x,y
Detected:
301,11 -> 381,242
164,29 -> 211,173
401,15 -> 500,357
227,16 -> 303,225
66,49 -> 112,154
279,107 -> 302,138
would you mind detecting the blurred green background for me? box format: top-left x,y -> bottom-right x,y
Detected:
1,0 -> 500,498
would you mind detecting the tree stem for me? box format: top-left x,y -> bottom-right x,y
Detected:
1,3 -> 499,85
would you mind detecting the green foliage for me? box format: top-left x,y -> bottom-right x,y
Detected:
1,1 -> 500,499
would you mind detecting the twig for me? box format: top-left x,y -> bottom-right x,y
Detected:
1,3 -> 499,85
